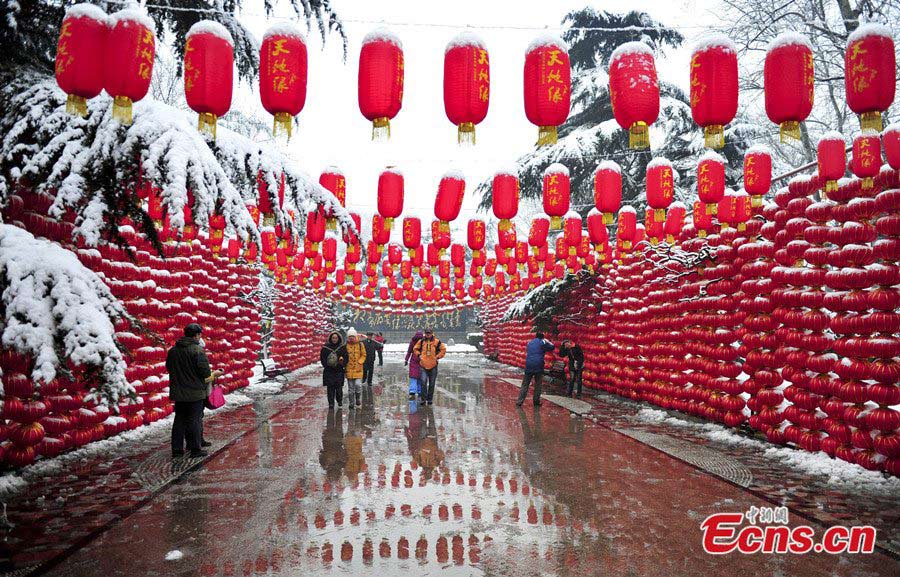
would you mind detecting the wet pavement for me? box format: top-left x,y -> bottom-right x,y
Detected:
3,355 -> 899,576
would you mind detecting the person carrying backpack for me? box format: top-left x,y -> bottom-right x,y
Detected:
344,328 -> 366,408
320,330 -> 349,408
413,329 -> 446,405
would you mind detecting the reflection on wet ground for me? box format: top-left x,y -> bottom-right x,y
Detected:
5,356 -> 899,576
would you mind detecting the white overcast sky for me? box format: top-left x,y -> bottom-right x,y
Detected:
234,0 -> 720,238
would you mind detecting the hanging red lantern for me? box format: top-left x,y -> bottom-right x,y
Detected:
467,219 -> 486,259
450,244 -> 465,271
492,168 -> 519,231
718,190 -> 738,231
646,158 -> 675,222
319,167 -> 346,230
693,200 -> 713,238
431,220 -> 450,251
306,209 -> 326,251
697,151 -> 726,215
664,202 -> 686,244
616,207 -> 637,249
609,42 -> 659,149
644,211 -> 664,246
226,238 -> 242,262
435,170 -> 465,232
372,214 -> 391,250
387,243 -> 403,266
733,191 -> 752,230
377,168 -> 404,229
523,35 -> 571,146
851,132 -> 882,191
587,209 -> 609,251
884,124 -> 900,170
542,163 -> 570,229
105,8 -> 155,124
402,216 -> 421,258
764,33 -> 814,142
817,133 -> 846,195
184,21 -> 234,139
260,24 -> 307,138
845,24 -> 895,132
593,161 -> 622,225
444,32 -> 490,144
344,212 -> 361,244
358,28 -> 403,140
689,35 -> 738,148
528,217 -> 549,255
743,146 -> 772,207
55,4 -> 108,117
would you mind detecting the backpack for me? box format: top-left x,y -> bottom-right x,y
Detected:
325,348 -> 339,368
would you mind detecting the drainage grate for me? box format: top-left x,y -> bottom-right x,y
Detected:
0,566 -> 38,577
616,428 -> 754,488
129,450 -> 208,491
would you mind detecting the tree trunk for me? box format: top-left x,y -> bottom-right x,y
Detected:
835,0 -> 860,33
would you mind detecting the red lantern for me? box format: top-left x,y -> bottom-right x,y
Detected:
184,21 -> 234,139
467,220 -> 486,259
55,3 -> 108,117
609,42 -> 659,149
523,35 -> 571,146
764,33 -> 813,142
617,207 -> 637,249
845,24 -> 896,132
733,191 -> 752,230
492,169 -> 519,231
743,146 -> 772,207
306,210 -> 326,251
402,217 -> 421,257
542,163 -> 570,229
528,218 -> 549,255
693,200 -> 713,238
593,161 -> 622,225
372,214 -> 391,249
690,35 -> 738,148
664,202 -> 686,244
644,211 -> 664,245
358,29 -> 403,140
646,158 -> 674,222
697,151 -> 726,215
817,133 -> 846,195
884,124 -> 900,170
319,167 -> 346,230
377,168 -> 404,229
444,33 -> 489,144
260,25 -> 307,138
435,170 -> 465,232
563,213 -> 581,256
587,209 -> 609,251
851,132 -> 882,191
105,8 -> 155,124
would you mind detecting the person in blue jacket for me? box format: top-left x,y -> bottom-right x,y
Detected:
516,332 -> 555,407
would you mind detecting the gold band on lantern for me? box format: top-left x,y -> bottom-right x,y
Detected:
440,221 -> 450,233
499,219 -> 511,232
458,122 -> 476,145
550,216 -> 562,230
665,234 -> 674,244
66,94 -> 88,117
704,125 -> 724,149
112,96 -> 133,124
705,202 -> 717,215
326,217 -> 336,230
859,111 -> 883,133
629,121 -> 650,149
623,240 -> 632,250
568,246 -> 576,256
273,112 -> 293,138
698,229 -> 707,238
537,125 -> 557,146
198,112 -> 218,139
650,237 -> 659,247
654,208 -> 665,222
602,212 -> 614,225
372,117 -> 391,140
862,177 -> 874,190
779,121 -> 801,143
751,196 -> 763,208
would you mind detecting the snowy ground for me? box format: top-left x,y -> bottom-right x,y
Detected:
383,343 -> 478,354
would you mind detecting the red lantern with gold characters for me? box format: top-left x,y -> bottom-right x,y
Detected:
690,34 -> 738,148
56,4 -> 108,117
646,158 -> 674,222
563,212 -> 581,256
467,219 -> 486,259
524,35 -> 571,146
358,28 -> 404,140
664,202 -> 686,244
260,24 -> 307,138
817,133 -> 846,196
319,167 -> 346,229
377,168 -> 404,229
306,209 -> 326,251
492,168 -> 519,231
884,124 -> 900,170
594,161 -> 622,225
609,42 -> 659,149
845,24 -> 896,132
542,163 -> 570,229
587,209 -> 608,251
693,200 -> 713,238
528,217 -> 550,255
105,8 -> 155,124
743,146 -> 772,207
184,21 -> 234,139
764,33 -> 814,142
444,32 -> 490,144
435,170 -> 465,232
616,207 -> 637,249
697,151 -> 726,215
372,214 -> 391,250
851,132 -> 881,191
402,216 -> 421,258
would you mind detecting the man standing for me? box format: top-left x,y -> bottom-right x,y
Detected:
362,332 -> 381,386
558,339 -> 585,398
516,332 -> 554,407
167,323 -> 219,458
344,328 -> 366,408
374,332 -> 386,366
413,329 -> 446,405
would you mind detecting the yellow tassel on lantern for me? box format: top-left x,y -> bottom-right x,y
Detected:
602,212 -> 614,225
629,121 -> 650,150
720,223 -> 729,232
704,125 -> 725,149
654,208 -> 665,222
112,96 -> 133,124
751,196 -> 763,208
537,125 -> 557,146
198,112 -> 218,139
440,221 -> 450,233
384,217 -> 394,230
372,117 -> 391,140
458,122 -> 476,145
779,121 -> 801,143
273,112 -> 293,138
705,203 -> 717,215
326,218 -> 336,230
862,177 -> 874,191
859,111 -> 883,133
550,216 -> 562,230
66,94 -> 88,117
666,234 -> 674,244
623,240 -> 632,250
698,229 -> 707,239
568,246 -> 576,256
499,219 -> 511,232
738,223 -> 746,232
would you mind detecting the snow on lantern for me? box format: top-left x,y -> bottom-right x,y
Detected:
319,167 -> 346,230
845,24 -> 896,132
587,209 -> 609,251
884,124 -> 900,170
717,190 -> 738,231
435,170 -> 465,232
467,219 -> 486,259
402,216 -> 421,258
184,21 -> 234,139
733,191 -> 752,230
528,217 -> 550,255
693,200 -> 713,238
817,132 -> 846,196
851,131 -> 881,191
372,214 -> 391,250
563,211 -> 581,256
105,7 -> 155,124
444,32 -> 490,144
697,150 -> 726,215
646,158 -> 675,222
764,32 -> 813,142
226,237 -> 242,262
377,168 -> 404,229
542,163 -> 570,229
358,28 -> 404,140
689,34 -> 738,148
450,244 -> 465,274
664,202 -> 686,244
644,211 -> 664,246
616,206 -> 637,249
743,145 -> 772,207
609,42 -> 659,149
260,24 -> 307,138
55,3 -> 108,117
208,213 -> 225,253
593,161 -> 622,224
492,167 -> 519,231
306,209 -> 326,251
523,34 -> 571,146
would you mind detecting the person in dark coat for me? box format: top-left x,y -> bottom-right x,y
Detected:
166,323 -> 219,458
558,339 -> 585,398
320,330 -> 349,408
405,331 -> 423,400
362,332 -> 381,386
516,332 -> 554,407
374,332 -> 386,366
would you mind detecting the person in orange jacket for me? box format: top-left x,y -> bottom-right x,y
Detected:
344,328 -> 366,408
413,328 -> 446,405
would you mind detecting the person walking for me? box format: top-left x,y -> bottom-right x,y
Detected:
362,332 -> 381,386
516,332 -> 554,407
344,328 -> 366,408
374,332 -> 386,366
405,331 -> 424,400
558,339 -> 585,398
320,330 -> 349,408
166,323 -> 220,458
413,329 -> 446,405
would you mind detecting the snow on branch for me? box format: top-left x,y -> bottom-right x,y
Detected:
0,224 -> 133,406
